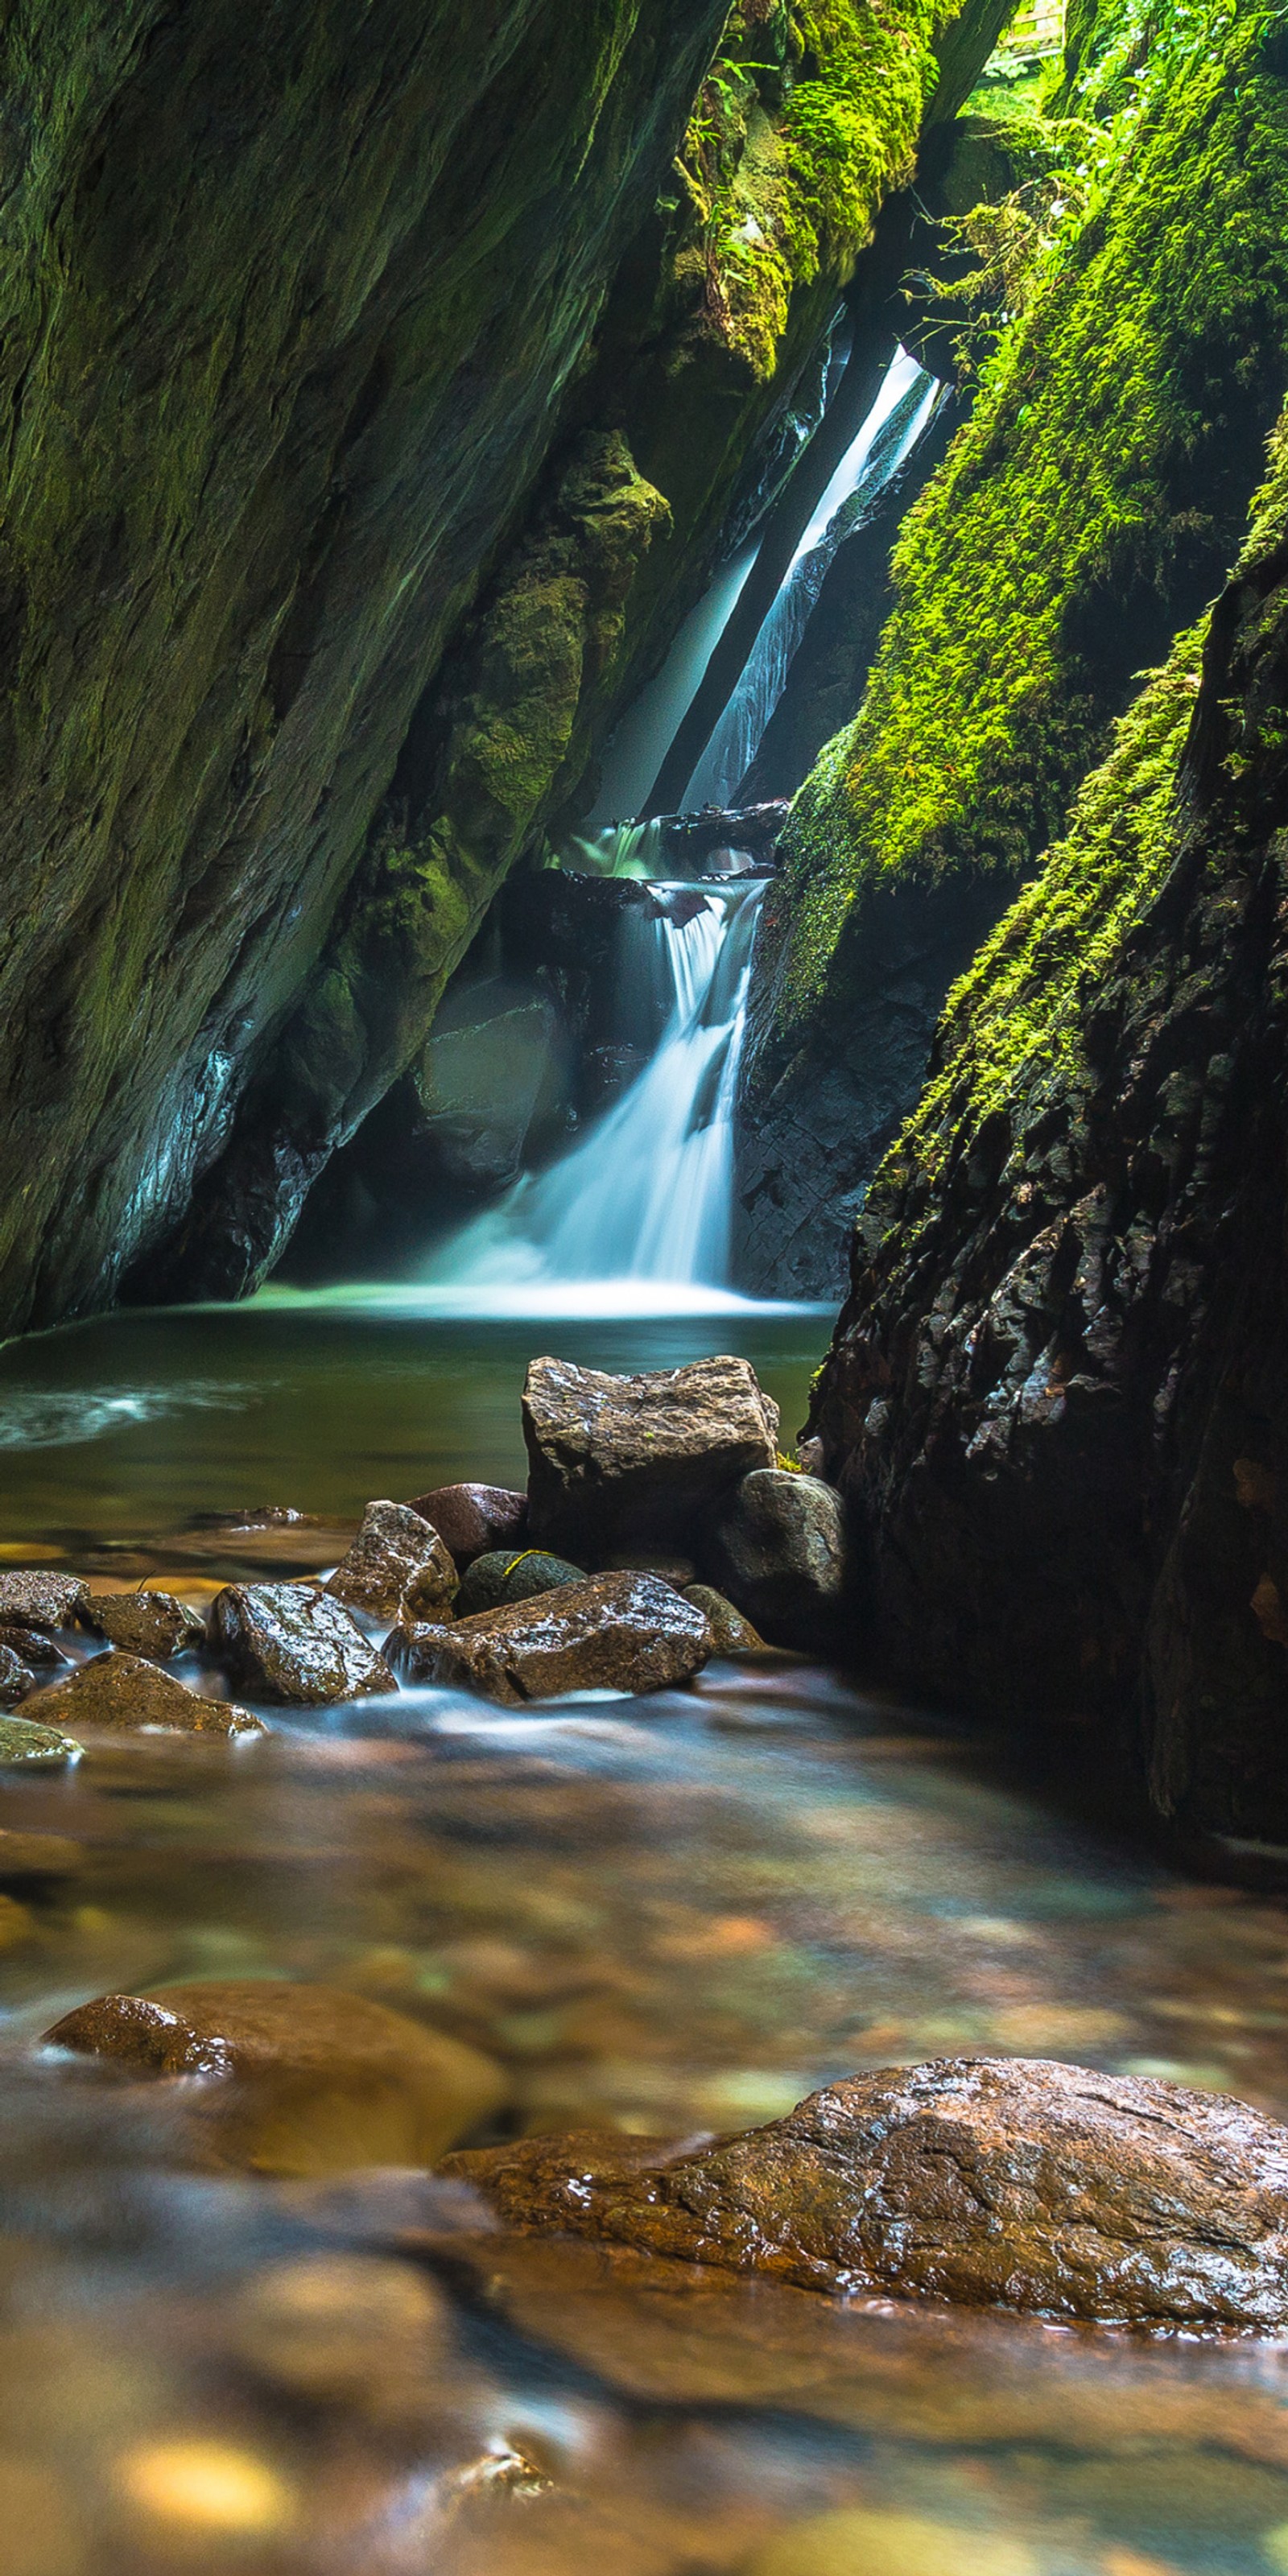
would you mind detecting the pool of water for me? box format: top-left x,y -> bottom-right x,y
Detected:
0,1301 -> 1286,2576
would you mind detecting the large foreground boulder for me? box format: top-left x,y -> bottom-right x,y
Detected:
442,2055 -> 1288,2328
210,1583 -> 395,1703
389,1571 -> 711,1704
31,1653 -> 263,1737
47,1980 -> 506,2174
706,1470 -> 848,1649
522,1355 -> 778,1558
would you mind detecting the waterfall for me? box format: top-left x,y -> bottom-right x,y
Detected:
419,884 -> 765,1314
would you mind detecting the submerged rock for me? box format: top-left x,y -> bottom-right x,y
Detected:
211,1583 -> 395,1703
705,1470 -> 848,1649
522,1355 -> 778,1558
325,1499 -> 458,1617
0,1572 -> 87,1633
0,1644 -> 35,1707
683,1584 -> 770,1654
441,2055 -> 1288,2329
0,1712 -> 81,1765
455,1548 -> 585,1616
390,1571 -> 711,1704
47,1979 -> 506,2174
404,1482 -> 528,1569
31,1653 -> 264,1737
78,1589 -> 206,1661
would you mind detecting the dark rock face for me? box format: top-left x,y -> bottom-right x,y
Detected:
389,1571 -> 711,1703
404,1484 -> 528,1569
524,1355 -> 779,1559
324,1501 -> 457,1618
78,1591 -> 206,1662
47,1981 -> 506,2174
443,2054 -> 1288,2329
682,1585 -> 769,1654
0,1574 -> 87,1633
455,1550 -> 586,1618
0,1645 -> 35,1707
705,1471 -> 848,1650
31,1654 -> 263,1739
0,1624 -> 68,1670
210,1584 -> 395,1705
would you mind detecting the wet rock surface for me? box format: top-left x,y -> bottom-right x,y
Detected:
31,1653 -> 264,1738
0,1711 -> 82,1765
77,1589 -> 206,1661
403,1481 -> 528,1568
0,1572 -> 87,1633
0,1623 -> 68,1668
707,1471 -> 849,1649
211,1583 -> 396,1703
0,1644 -> 35,1707
324,1499 -> 458,1616
523,1354 -> 779,1558
683,1584 -> 770,1654
456,1547 -> 586,1616
47,1979 -> 506,2174
390,1571 -> 712,1704
442,2054 -> 1288,2327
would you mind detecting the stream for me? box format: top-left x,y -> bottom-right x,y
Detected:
0,1303 -> 1286,2574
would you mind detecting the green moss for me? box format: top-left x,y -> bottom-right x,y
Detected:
774,0 -> 1288,1029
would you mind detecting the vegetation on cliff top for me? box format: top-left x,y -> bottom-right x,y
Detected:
773,0 -> 1288,1028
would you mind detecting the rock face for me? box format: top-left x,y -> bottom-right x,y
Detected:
390,1571 -> 710,1703
47,1980 -> 506,2174
706,1472 -> 848,1650
210,1584 -> 395,1705
0,1575 -> 87,1633
443,2055 -> 1288,2329
523,1356 -> 778,1558
455,1549 -> 585,1617
0,1645 -> 35,1707
403,1484 -> 528,1570
31,1654 -> 263,1739
325,1501 -> 457,1617
78,1591 -> 206,1661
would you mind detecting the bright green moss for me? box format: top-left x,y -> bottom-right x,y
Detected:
774,0 -> 1288,1026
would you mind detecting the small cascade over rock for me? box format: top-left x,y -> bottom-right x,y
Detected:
421,882 -> 765,1311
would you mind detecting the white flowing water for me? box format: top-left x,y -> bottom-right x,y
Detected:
419,883 -> 766,1315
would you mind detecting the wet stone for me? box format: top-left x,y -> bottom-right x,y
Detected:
404,1481 -> 527,1569
456,1548 -> 585,1616
47,1979 -> 508,2174
0,1571 -> 88,1633
522,1353 -> 779,1558
705,1468 -> 848,1649
442,2054 -> 1288,2329
0,1643 -> 35,1706
30,1651 -> 264,1737
325,1498 -> 458,1617
0,1711 -> 81,1765
0,1621 -> 68,1668
77,1589 -> 205,1661
683,1583 -> 770,1653
390,1571 -> 712,1705
210,1582 -> 396,1703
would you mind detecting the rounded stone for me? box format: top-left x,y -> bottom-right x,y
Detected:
704,1469 -> 848,1649
683,1584 -> 769,1653
456,1549 -> 585,1616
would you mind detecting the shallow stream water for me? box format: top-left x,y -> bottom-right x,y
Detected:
0,1303 -> 1286,2576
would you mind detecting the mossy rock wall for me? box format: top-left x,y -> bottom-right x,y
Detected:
737,0 -> 1288,1296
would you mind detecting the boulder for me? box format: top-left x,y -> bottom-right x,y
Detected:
0,1712 -> 80,1766
388,1571 -> 712,1705
403,1482 -> 528,1569
47,1979 -> 506,2174
210,1583 -> 396,1703
324,1499 -> 458,1617
0,1571 -> 87,1633
30,1653 -> 264,1737
705,1470 -> 848,1649
440,2056 -> 1288,2329
522,1354 -> 778,1558
455,1548 -> 585,1616
606,1552 -> 697,1588
0,1623 -> 68,1668
77,1589 -> 205,1661
0,1644 -> 35,1707
683,1584 -> 769,1654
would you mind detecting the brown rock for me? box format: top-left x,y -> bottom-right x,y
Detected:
0,1622 -> 68,1668
683,1584 -> 769,1653
29,1652 -> 264,1737
705,1469 -> 848,1649
0,1643 -> 35,1706
388,1571 -> 712,1704
0,1571 -> 87,1632
455,1548 -> 585,1616
404,1482 -> 528,1569
78,1589 -> 205,1660
441,2056 -> 1288,2329
522,1354 -> 778,1558
210,1582 -> 396,1703
47,1979 -> 506,2174
607,1552 -> 697,1588
0,1712 -> 81,1765
325,1499 -> 458,1616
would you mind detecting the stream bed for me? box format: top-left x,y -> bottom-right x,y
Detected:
0,1305 -> 1285,2575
